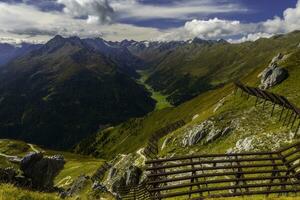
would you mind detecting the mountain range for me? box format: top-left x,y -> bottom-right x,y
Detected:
1,32 -> 300,151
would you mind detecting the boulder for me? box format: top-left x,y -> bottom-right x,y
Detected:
205,127 -> 232,144
125,166 -> 142,186
0,167 -> 18,183
61,175 -> 89,197
20,152 -> 65,189
92,181 -> 107,192
258,54 -> 288,89
111,177 -> 126,194
182,121 -> 213,146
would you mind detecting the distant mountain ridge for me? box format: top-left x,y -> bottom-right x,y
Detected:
0,35 -> 155,149
0,43 -> 41,66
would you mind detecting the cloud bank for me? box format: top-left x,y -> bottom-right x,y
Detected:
160,0 -> 300,42
1,0 -> 300,44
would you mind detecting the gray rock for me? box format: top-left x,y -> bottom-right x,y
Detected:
62,175 -> 89,197
111,177 -> 126,194
92,181 -> 107,192
182,121 -> 213,146
271,53 -> 284,64
206,127 -> 232,144
20,152 -> 65,189
125,166 -> 142,186
0,167 -> 18,183
108,167 -> 117,180
258,54 -> 288,89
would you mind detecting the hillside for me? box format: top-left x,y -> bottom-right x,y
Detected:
145,31 -> 300,105
0,36 -> 155,149
76,31 -> 300,160
0,139 -> 113,200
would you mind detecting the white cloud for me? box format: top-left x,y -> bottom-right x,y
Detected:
184,18 -> 241,39
262,0 -> 300,34
158,0 -> 300,43
111,0 -> 247,20
228,33 -> 274,43
0,2 -> 164,44
57,0 -> 114,24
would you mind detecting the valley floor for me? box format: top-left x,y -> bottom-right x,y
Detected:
137,70 -> 172,110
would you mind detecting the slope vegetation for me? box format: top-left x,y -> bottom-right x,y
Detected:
76,31 -> 300,160
0,36 -> 155,149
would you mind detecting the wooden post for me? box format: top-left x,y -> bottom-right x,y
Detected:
291,114 -> 298,128
255,96 -> 259,107
262,99 -> 267,110
271,103 -> 276,116
286,112 -> 295,127
279,107 -> 285,121
283,109 -> 291,125
296,120 -> 300,134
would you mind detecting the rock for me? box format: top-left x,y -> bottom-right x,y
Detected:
161,137 -> 171,150
20,152 -> 65,189
213,97 -> 226,113
271,53 -> 284,64
62,175 -> 90,197
205,129 -> 222,144
206,127 -> 232,144
125,166 -> 142,186
92,181 -> 107,192
0,167 -> 18,183
258,54 -> 288,89
192,114 -> 199,120
111,177 -> 126,194
108,168 -> 117,180
182,121 -> 214,146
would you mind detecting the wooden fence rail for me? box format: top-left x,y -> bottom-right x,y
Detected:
145,141 -> 300,199
234,81 -> 300,133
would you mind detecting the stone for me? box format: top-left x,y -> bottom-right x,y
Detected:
62,175 -> 90,197
20,152 -> 65,189
182,121 -> 213,146
125,166 -> 142,186
111,177 -> 126,194
161,137 -> 171,150
0,167 -> 18,183
92,181 -> 107,192
258,54 -> 288,89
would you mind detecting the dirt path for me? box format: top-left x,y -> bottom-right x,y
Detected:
28,144 -> 40,153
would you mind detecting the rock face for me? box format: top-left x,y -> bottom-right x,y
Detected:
20,152 -> 65,189
258,53 -> 288,89
182,120 -> 232,147
0,167 -> 17,183
125,166 -> 142,186
182,121 -> 213,146
61,175 -> 89,198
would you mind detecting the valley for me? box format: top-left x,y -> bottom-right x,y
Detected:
1,32 -> 300,199
137,70 -> 172,110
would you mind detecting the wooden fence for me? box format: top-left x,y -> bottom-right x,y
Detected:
234,81 -> 300,133
145,141 -> 300,199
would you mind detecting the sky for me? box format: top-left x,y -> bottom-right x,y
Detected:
0,0 -> 299,44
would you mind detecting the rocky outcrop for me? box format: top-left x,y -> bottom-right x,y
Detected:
182,120 -> 233,147
0,167 -> 18,183
60,175 -> 90,198
20,152 -> 65,189
258,53 -> 288,89
125,166 -> 142,186
182,121 -> 213,146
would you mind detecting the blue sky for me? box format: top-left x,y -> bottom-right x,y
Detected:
0,0 -> 299,43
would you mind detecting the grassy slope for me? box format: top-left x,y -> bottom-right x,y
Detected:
146,31 -> 300,105
0,139 -> 105,190
76,31 -> 300,160
137,70 -> 172,110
